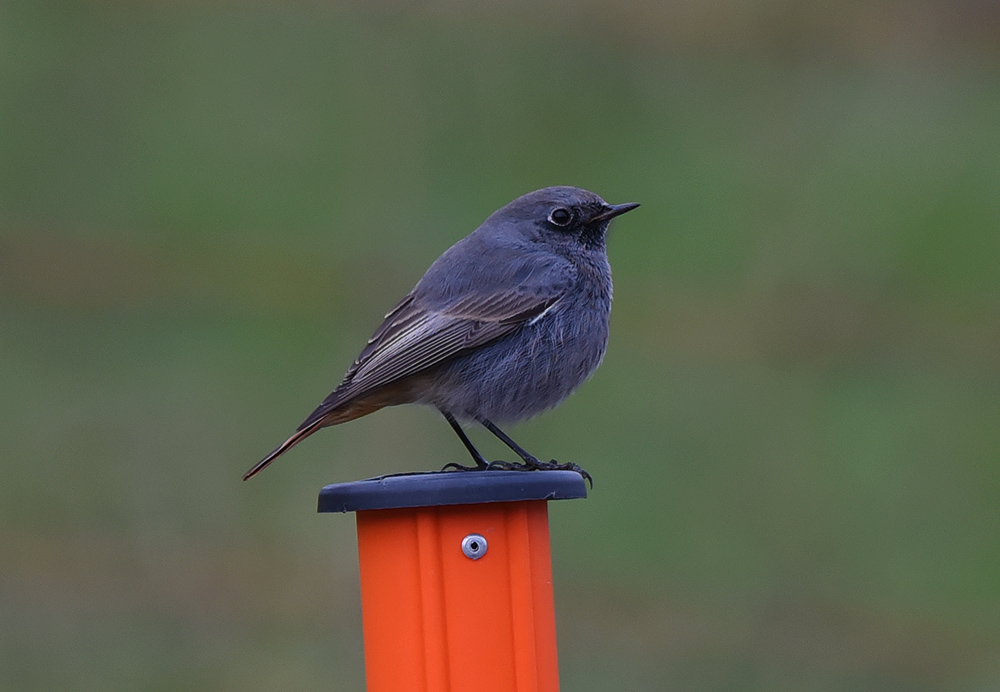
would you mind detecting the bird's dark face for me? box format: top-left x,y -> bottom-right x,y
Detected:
539,197 -> 641,250
497,186 -> 639,252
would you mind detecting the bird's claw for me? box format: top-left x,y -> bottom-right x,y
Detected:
485,460 -> 524,471
441,460 -> 489,472
440,459 -> 522,472
526,458 -> 593,488
441,458 -> 592,488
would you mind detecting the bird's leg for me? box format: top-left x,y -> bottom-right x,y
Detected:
439,410 -> 491,471
475,416 -> 594,487
475,417 -> 539,465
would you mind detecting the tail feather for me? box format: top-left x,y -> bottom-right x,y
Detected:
242,393 -> 397,481
242,420 -> 324,481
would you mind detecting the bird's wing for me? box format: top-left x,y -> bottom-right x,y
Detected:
297,256 -> 576,431
348,291 -> 555,390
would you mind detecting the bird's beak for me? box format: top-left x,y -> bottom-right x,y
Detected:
590,202 -> 640,223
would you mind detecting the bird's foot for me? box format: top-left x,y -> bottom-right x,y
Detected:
441,458 -> 592,488
441,459 -> 489,472
484,459 -> 527,471
520,458 -> 594,488
440,459 -> 522,472
493,456 -> 594,488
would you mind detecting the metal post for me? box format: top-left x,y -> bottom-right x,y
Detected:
319,470 -> 587,692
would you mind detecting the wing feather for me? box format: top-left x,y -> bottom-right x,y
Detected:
296,289 -> 562,431
295,241 -> 578,431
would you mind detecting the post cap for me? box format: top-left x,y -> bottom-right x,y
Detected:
318,470 -> 588,513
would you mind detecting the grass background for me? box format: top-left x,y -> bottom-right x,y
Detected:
2,2 -> 999,690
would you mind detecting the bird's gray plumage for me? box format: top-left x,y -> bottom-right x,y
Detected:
244,186 -> 637,481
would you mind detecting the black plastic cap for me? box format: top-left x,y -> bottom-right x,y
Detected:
318,470 -> 588,513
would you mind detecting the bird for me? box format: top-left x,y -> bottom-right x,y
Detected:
242,186 -> 639,483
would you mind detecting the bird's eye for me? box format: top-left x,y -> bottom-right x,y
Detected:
548,207 -> 572,226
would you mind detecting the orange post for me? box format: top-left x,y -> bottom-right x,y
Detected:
319,470 -> 587,692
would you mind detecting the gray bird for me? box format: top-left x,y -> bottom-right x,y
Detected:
243,186 -> 639,483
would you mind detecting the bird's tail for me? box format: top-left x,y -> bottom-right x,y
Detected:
241,393 -> 395,481
242,419 -> 325,481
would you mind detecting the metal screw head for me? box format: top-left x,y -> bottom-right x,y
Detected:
461,533 -> 488,560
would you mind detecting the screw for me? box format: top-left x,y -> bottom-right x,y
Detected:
461,533 -> 488,560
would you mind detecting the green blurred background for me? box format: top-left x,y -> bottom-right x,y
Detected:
2,1 -> 999,690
